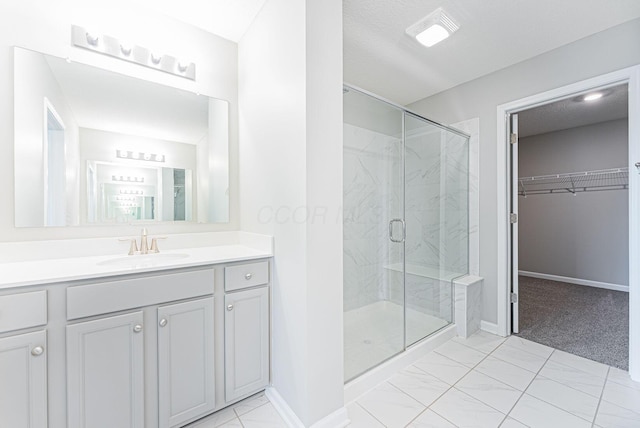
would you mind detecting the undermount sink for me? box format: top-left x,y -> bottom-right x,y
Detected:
97,253 -> 190,268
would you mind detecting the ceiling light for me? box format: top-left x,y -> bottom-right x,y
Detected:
583,92 -> 603,102
406,7 -> 459,48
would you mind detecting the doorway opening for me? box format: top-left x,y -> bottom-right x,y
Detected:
510,84 -> 629,369
496,65 -> 640,381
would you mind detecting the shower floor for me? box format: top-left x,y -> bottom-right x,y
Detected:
344,300 -> 449,381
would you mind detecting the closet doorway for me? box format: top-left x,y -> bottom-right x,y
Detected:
497,66 -> 640,380
512,84 -> 629,369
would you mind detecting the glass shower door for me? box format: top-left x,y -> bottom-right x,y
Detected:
343,88 -> 404,381
404,113 -> 469,346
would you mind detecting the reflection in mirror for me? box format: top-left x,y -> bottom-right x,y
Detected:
14,47 -> 229,227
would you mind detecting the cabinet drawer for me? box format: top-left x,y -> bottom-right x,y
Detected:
0,290 -> 47,334
225,261 -> 269,292
67,268 -> 214,320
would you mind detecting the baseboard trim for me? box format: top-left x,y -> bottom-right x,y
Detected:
310,407 -> 350,428
265,387 -> 304,428
519,271 -> 629,293
265,387 -> 350,428
480,320 -> 500,335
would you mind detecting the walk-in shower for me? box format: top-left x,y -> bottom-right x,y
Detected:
343,86 -> 469,381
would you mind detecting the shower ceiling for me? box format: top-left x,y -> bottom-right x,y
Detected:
344,0 -> 640,105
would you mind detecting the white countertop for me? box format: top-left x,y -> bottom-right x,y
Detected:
0,233 -> 273,289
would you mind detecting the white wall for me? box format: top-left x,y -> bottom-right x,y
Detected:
518,119 -> 629,286
0,0 -> 238,241
408,18 -> 640,324
239,0 -> 344,425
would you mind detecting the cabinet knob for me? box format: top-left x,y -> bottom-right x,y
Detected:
133,324 -> 143,333
159,318 -> 168,327
31,346 -> 44,357
244,273 -> 253,280
227,304 -> 234,311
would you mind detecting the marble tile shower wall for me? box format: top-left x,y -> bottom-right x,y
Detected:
344,123 -> 402,311
343,124 -> 469,317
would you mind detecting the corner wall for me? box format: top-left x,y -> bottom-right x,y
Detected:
408,18 -> 640,325
238,0 -> 344,425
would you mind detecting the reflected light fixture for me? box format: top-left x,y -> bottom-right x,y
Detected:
583,92 -> 603,102
116,149 -> 165,163
406,7 -> 460,48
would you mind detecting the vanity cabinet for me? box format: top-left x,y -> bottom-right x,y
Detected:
66,268 -> 215,428
0,330 -> 48,428
158,297 -> 215,428
0,290 -> 48,428
67,311 -> 145,428
0,253 -> 271,428
224,261 -> 270,402
224,287 -> 269,402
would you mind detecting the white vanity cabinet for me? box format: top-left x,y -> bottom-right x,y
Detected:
65,267 -> 215,428
0,290 -> 48,428
0,251 -> 272,428
158,297 -> 215,428
66,311 -> 145,428
224,261 -> 270,402
0,330 -> 48,428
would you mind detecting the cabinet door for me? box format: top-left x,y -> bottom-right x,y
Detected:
0,330 -> 47,428
158,297 -> 215,428
225,287 -> 269,402
67,311 -> 144,428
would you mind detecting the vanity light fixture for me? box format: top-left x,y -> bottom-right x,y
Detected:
116,150 -> 166,163
71,25 -> 196,80
120,43 -> 132,56
406,7 -> 460,48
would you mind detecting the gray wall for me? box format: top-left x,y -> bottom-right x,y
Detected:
519,119 -> 628,286
408,18 -> 640,324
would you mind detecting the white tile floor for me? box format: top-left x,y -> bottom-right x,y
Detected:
185,392 -> 287,428
189,331 -> 640,428
347,331 -> 640,428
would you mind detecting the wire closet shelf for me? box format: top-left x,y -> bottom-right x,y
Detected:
519,167 -> 628,196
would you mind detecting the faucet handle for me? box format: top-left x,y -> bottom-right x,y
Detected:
149,236 -> 167,253
118,237 -> 139,255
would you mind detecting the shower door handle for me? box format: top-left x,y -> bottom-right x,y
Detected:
389,218 -> 406,243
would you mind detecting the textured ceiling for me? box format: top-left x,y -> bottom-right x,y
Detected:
344,0 -> 640,105
518,84 -> 628,138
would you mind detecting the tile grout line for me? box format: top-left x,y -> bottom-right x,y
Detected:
534,352 -> 610,400
500,345 -> 555,426
352,399 -> 389,427
421,343 -> 513,426
591,366 -> 610,427
510,348 -> 610,425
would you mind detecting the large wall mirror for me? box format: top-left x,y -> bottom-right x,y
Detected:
14,47 -> 229,227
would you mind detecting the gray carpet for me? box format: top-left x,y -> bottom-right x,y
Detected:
516,275 -> 629,370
